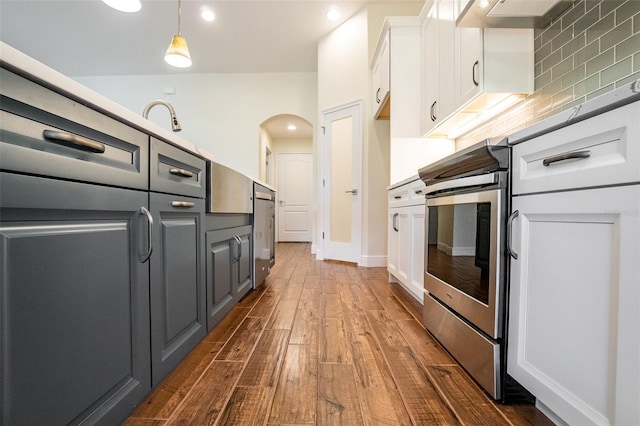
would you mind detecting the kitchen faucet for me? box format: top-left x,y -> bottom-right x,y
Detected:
142,100 -> 182,132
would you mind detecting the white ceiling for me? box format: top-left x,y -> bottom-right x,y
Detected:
0,0 -> 420,140
0,0 -> 420,76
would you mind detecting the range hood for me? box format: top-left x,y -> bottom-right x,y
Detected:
457,0 -> 573,28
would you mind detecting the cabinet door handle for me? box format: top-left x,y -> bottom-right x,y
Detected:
430,101 -> 437,122
171,201 -> 195,208
232,235 -> 242,263
139,207 -> 153,263
472,60 -> 480,87
169,168 -> 194,178
43,129 -> 106,154
376,88 -> 381,104
507,210 -> 519,260
542,150 -> 591,167
393,212 -> 399,232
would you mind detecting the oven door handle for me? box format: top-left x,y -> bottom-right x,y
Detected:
507,210 -> 519,260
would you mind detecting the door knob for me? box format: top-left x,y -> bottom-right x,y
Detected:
345,189 -> 358,195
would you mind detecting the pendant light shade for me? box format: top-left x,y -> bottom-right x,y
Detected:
165,35 -> 192,68
165,0 -> 192,68
102,0 -> 141,13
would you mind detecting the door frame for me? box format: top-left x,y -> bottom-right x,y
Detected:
317,99 -> 363,264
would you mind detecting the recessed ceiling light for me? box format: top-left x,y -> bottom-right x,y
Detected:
326,7 -> 340,21
287,124 -> 297,131
102,0 -> 141,12
201,8 -> 215,22
478,0 -> 490,9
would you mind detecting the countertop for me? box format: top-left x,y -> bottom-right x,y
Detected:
388,174 -> 421,190
0,42 -> 213,160
508,79 -> 640,145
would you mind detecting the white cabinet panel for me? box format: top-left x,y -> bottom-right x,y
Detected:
512,101 -> 640,195
372,31 -> 390,119
388,179 -> 426,303
508,186 -> 640,426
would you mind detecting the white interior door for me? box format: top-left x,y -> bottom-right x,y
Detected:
277,152 -> 312,242
321,102 -> 362,263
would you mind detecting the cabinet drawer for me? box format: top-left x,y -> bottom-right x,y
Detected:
512,101 -> 640,195
409,179 -> 427,204
151,138 -> 206,198
0,69 -> 148,190
388,186 -> 410,207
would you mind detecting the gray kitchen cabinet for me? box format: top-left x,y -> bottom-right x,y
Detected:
0,68 -> 149,190
205,225 -> 252,330
150,137 -> 206,199
149,173 -> 206,385
0,173 -> 151,426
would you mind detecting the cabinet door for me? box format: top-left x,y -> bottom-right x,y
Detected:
237,228 -> 253,300
421,4 -> 439,135
409,204 -> 426,302
508,186 -> 640,426
436,0 -> 456,123
454,26 -> 482,108
0,173 -> 150,425
372,31 -> 390,118
396,207 -> 411,285
150,193 -> 206,386
388,209 -> 400,277
206,230 -> 235,330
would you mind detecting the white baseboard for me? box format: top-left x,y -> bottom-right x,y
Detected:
359,255 -> 387,267
311,243 -> 318,255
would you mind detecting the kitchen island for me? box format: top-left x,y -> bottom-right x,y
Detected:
0,42 -> 267,425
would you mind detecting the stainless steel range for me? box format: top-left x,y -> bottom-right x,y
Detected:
418,138 -> 519,400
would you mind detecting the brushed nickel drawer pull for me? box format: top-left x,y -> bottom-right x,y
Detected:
171,201 -> 195,208
507,210 -> 519,260
169,168 -> 194,178
542,150 -> 591,167
139,207 -> 153,263
43,129 -> 106,154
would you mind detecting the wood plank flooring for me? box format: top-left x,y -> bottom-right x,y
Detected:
124,242 -> 553,426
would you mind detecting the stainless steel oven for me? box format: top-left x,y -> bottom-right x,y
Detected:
419,138 -> 510,399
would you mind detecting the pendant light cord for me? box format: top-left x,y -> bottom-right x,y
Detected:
177,0 -> 182,36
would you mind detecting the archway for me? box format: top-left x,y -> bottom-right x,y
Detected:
259,114 -> 314,243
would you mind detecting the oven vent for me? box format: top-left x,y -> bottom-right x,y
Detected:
418,137 -> 509,186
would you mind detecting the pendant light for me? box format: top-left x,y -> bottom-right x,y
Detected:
102,0 -> 141,13
165,0 -> 192,68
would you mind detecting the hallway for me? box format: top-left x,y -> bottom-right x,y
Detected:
125,242 -> 551,425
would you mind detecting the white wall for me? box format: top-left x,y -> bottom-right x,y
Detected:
74,72 -> 317,178
317,2 -> 422,266
258,127 -> 273,183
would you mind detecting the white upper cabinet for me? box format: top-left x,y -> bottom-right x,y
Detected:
372,18 -> 423,136
372,31 -> 390,119
421,0 -> 534,138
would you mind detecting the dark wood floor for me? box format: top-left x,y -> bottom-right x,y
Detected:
124,242 -> 552,425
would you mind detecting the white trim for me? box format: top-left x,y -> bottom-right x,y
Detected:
359,255 -> 387,268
